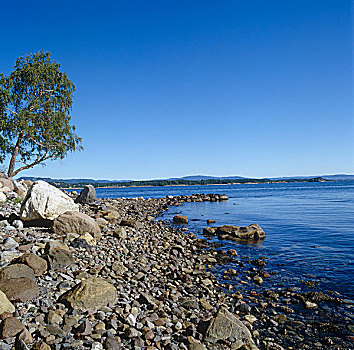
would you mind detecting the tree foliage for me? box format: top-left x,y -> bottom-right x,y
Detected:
0,51 -> 82,177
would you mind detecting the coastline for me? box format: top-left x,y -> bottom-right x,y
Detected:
0,191 -> 352,349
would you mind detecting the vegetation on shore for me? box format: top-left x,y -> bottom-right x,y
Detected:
54,176 -> 327,189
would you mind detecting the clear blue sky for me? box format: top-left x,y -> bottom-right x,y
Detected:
1,0 -> 353,180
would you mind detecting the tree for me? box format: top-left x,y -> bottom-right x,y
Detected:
0,51 -> 82,177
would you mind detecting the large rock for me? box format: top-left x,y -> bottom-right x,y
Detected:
0,290 -> 15,315
0,277 -> 40,302
0,192 -> 6,202
75,185 -> 97,204
173,215 -> 189,224
0,178 -> 14,192
45,240 -> 75,270
18,253 -> 48,276
0,317 -> 25,339
20,181 -> 79,221
216,224 -> 265,241
53,211 -> 101,240
206,307 -> 258,349
0,264 -> 36,281
61,277 -> 117,311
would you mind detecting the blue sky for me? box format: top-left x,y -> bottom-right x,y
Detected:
1,0 -> 353,180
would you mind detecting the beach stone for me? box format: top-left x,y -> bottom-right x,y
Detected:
0,317 -> 25,338
3,237 -> 19,251
203,227 -> 216,236
216,224 -> 266,241
78,233 -> 96,246
114,226 -> 127,240
189,344 -> 206,350
33,341 -> 51,350
20,181 -> 79,221
206,307 -> 257,348
0,277 -> 39,302
0,192 -> 6,202
45,241 -> 75,270
0,291 -> 15,315
0,178 -> 14,192
173,215 -> 189,224
61,277 -> 117,311
18,253 -> 47,276
105,337 -> 120,350
75,185 -> 97,204
0,264 -> 36,281
53,211 -> 101,240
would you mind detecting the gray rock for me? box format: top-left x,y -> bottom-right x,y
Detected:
206,307 -> 257,349
75,185 -> 97,204
53,211 -> 101,240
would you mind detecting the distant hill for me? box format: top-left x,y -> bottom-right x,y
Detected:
18,174 -> 353,185
18,177 -> 131,184
167,175 -> 246,181
270,174 -> 354,181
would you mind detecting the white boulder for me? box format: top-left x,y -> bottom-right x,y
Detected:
0,191 -> 6,202
20,180 -> 79,221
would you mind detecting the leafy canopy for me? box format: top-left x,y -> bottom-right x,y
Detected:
0,51 -> 82,177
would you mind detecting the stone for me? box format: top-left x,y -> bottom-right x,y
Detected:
17,328 -> 33,344
47,310 -> 63,325
13,180 -> 28,196
53,211 -> 101,240
112,261 -> 128,274
3,237 -> 19,251
206,307 -> 257,348
216,224 -> 266,241
0,317 -> 25,338
78,233 -> 96,246
203,227 -> 216,236
114,226 -> 127,240
0,192 -> 6,202
0,277 -> 39,302
0,264 -> 36,281
207,219 -> 216,224
104,337 -> 120,350
61,277 -> 117,311
75,185 -> 97,204
20,181 -> 79,221
0,291 -> 15,315
19,254 -> 48,276
173,215 -> 188,224
189,344 -> 206,350
33,341 -> 51,350
45,241 -> 75,270
0,178 -> 14,192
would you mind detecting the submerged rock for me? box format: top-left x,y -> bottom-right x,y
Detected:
173,215 -> 189,224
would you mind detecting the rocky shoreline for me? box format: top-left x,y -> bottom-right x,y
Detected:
0,180 -> 353,349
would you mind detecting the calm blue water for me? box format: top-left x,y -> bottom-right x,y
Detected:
95,181 -> 354,299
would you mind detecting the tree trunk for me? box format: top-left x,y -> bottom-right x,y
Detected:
7,132 -> 23,178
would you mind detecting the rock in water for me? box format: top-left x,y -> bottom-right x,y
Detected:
20,181 -> 79,221
173,215 -> 189,224
206,307 -> 258,349
53,211 -> 101,240
75,185 -> 97,204
0,290 -> 15,315
216,224 -> 266,241
61,277 -> 117,311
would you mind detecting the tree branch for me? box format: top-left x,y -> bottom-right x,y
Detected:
4,107 -> 19,116
12,151 -> 51,177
